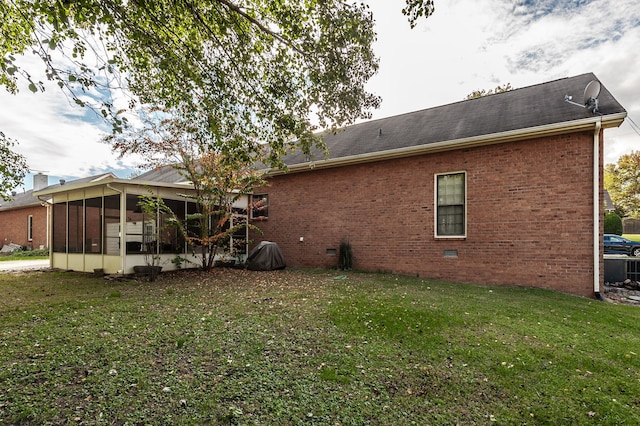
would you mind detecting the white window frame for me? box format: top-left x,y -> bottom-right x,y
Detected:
434,171 -> 467,238
27,215 -> 33,241
251,194 -> 268,220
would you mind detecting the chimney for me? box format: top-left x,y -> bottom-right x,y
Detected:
33,173 -> 48,191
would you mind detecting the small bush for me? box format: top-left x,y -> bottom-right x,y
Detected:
11,246 -> 49,257
604,212 -> 623,235
339,239 -> 352,270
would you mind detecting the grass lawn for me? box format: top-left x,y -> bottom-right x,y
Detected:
1,268 -> 640,425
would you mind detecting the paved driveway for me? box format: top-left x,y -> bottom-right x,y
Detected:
0,259 -> 50,271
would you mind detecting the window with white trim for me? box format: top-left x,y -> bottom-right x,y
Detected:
27,215 -> 33,241
251,194 -> 268,220
435,172 -> 466,237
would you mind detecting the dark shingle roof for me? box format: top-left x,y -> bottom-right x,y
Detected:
132,167 -> 187,184
0,190 -> 41,211
281,73 -> 626,166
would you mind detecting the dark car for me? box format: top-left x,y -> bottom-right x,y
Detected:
604,234 -> 640,256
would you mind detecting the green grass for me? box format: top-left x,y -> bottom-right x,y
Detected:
0,248 -> 49,261
624,234 -> 640,241
0,255 -> 48,261
1,269 -> 640,425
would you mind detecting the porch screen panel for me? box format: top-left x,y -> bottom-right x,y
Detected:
104,195 -> 120,255
85,197 -> 102,253
52,202 -> 67,253
186,201 -> 201,251
232,208 -> 248,255
68,200 -> 83,253
160,199 -> 186,254
125,194 -> 146,254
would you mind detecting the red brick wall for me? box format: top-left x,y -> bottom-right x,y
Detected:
0,205 -> 48,250
251,132 -> 603,297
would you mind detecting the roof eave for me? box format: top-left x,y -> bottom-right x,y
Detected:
33,177 -> 194,197
267,113 -> 627,176
33,177 -> 121,197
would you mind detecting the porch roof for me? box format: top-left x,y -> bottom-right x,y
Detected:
32,172 -> 192,198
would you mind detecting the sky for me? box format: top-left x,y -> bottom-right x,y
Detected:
2,0 -> 639,191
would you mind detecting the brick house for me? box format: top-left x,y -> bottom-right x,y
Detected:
0,173 -> 51,250
251,73 -> 626,298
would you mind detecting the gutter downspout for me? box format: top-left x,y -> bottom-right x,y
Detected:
37,195 -> 51,257
593,119 -> 604,301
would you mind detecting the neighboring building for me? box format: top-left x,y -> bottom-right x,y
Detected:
251,73 -> 626,298
603,190 -> 615,213
33,170 -> 249,274
0,173 -> 51,250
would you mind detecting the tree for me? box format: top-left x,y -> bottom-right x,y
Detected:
1,1 -> 436,169
403,0 -> 436,28
605,152 -> 640,218
604,212 -> 623,235
0,132 -> 29,201
108,106 -> 266,270
465,83 -> 513,100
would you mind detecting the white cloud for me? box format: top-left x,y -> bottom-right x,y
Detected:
364,0 -> 640,163
0,55 -> 140,187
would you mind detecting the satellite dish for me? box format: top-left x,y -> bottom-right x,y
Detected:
564,80 -> 600,114
583,80 -> 600,104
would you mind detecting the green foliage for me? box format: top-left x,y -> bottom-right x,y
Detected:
170,255 -> 190,269
465,83 -> 513,100
2,269 -> 640,424
402,0 -> 436,28
0,132 -> 29,201
604,212 -> 623,235
338,239 -> 353,270
2,0 -> 381,167
1,1 -> 437,170
0,248 -> 49,260
605,152 -> 640,218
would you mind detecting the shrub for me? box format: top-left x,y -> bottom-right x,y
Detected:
11,248 -> 49,257
339,240 -> 352,270
604,212 -> 623,235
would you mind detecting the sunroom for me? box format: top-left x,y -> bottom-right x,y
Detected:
34,175 -> 249,275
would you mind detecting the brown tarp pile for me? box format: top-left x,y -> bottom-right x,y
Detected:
246,241 -> 286,271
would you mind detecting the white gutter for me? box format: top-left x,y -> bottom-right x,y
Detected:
266,113 -> 627,176
106,183 -> 123,195
36,195 -> 52,252
593,118 -> 603,299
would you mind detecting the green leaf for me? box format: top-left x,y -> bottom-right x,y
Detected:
28,83 -> 37,93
